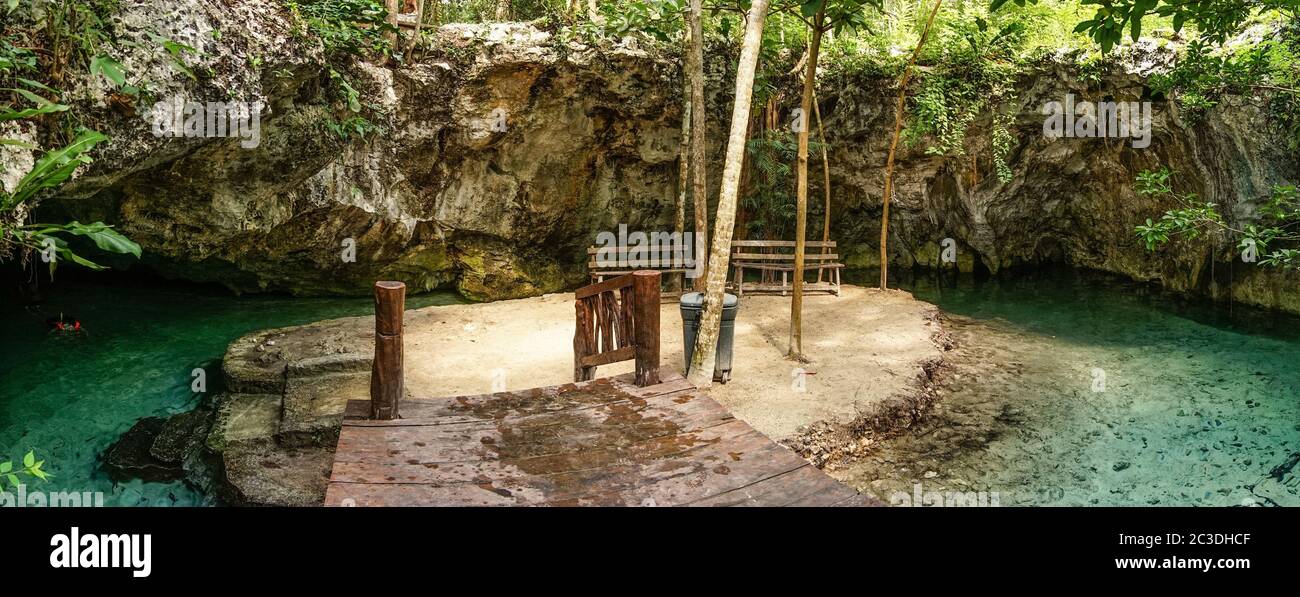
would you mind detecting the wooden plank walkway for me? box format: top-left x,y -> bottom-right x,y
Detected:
324,371 -> 877,507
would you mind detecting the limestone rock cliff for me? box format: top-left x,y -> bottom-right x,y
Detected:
32,2 -> 1300,310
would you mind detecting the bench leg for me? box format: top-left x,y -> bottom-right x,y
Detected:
782,271 -> 788,296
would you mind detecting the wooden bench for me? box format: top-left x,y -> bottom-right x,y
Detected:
729,240 -> 843,297
587,243 -> 694,298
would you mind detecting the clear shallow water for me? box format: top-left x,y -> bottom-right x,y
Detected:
840,268 -> 1300,506
4,269 -> 1298,507
0,278 -> 462,506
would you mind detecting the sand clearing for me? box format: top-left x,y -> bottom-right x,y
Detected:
395,285 -> 945,441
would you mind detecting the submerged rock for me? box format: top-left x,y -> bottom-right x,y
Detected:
103,417 -> 184,483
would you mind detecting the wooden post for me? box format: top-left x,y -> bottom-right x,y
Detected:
632,270 -> 661,387
371,281 -> 405,420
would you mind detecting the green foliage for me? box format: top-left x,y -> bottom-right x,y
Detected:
996,0 -> 1299,52
0,126 -> 140,273
1135,167 -> 1300,269
1151,24 -> 1300,147
742,130 -> 829,239
0,25 -> 140,272
598,0 -> 685,42
0,33 -> 37,75
285,0 -> 396,58
902,5 -> 1027,183
148,32 -> 199,81
0,450 -> 50,490
326,115 -> 385,139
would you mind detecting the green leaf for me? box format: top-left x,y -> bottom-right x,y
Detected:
7,88 -> 54,107
0,138 -> 37,149
6,474 -> 19,487
16,77 -> 58,94
90,54 -> 127,87
990,0 -> 1009,11
56,245 -> 108,270
0,103 -> 70,122
1130,17 -> 1141,41
1074,20 -> 1096,34
0,461 -> 11,473
23,451 -> 34,468
10,129 -> 109,207
61,221 -> 142,257
0,90 -> 71,122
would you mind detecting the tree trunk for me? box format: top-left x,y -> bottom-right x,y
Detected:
686,0 -> 770,388
406,0 -> 426,56
815,88 -> 832,284
881,0 -> 942,290
384,0 -> 400,48
789,6 -> 825,359
688,0 -> 709,291
496,0 -> 511,21
674,46 -> 691,295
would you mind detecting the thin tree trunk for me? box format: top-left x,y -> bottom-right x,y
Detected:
881,0 -> 942,289
674,48 -> 691,295
687,0 -> 770,389
789,5 -> 825,359
384,0 -> 400,48
406,0 -> 426,56
496,0 -> 511,21
688,0 -> 709,291
814,88 -> 832,284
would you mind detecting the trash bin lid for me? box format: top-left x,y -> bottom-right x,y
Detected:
680,292 -> 738,308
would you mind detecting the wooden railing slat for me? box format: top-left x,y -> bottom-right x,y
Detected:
575,273 -> 635,299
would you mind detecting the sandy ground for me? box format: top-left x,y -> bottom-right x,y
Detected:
396,285 -> 944,442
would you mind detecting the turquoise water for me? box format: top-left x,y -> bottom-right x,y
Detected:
5,268 -> 1299,507
840,268 -> 1300,506
0,278 -> 462,506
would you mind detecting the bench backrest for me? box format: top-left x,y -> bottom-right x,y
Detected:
587,244 -> 694,271
730,240 -> 839,261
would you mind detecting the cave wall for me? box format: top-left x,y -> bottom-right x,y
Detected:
821,43 -> 1300,312
28,1 -> 1300,311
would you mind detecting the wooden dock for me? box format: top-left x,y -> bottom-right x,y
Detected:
325,371 -> 875,507
326,273 -> 875,507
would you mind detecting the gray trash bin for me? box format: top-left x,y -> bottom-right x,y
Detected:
680,292 -> 739,383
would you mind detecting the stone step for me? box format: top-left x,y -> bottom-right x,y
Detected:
206,393 -> 283,453
278,369 -> 372,448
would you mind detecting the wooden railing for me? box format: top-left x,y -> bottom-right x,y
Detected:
371,281 -> 406,420
574,270 -> 661,387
